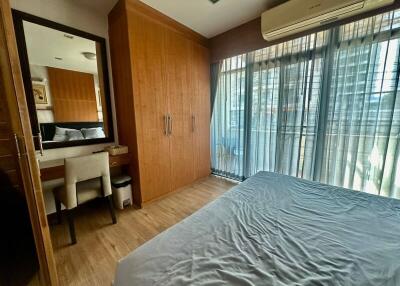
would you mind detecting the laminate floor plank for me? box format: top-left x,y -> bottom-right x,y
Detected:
50,176 -> 236,286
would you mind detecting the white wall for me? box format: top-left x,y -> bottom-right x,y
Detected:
93,74 -> 104,121
10,0 -> 119,213
11,0 -> 108,41
10,0 -> 118,162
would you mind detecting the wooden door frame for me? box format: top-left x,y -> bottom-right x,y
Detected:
0,0 -> 58,285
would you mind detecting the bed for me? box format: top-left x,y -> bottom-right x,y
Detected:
39,122 -> 104,142
114,172 -> 400,285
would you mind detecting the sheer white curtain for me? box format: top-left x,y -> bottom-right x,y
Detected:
318,11 -> 400,197
211,55 -> 247,180
211,9 -> 400,199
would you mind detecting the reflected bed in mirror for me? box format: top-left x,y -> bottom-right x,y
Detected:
12,10 -> 114,149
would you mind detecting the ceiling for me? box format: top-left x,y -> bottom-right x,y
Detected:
76,0 -> 284,38
71,0 -> 119,16
138,0 -> 282,38
24,21 -> 98,74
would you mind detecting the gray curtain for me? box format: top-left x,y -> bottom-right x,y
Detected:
247,33 -> 328,180
210,62 -> 222,115
211,9 -> 400,199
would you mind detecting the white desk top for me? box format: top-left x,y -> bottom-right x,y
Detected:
38,159 -> 64,169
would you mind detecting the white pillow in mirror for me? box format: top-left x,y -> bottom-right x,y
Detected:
53,126 -> 77,142
81,128 -> 106,139
66,130 -> 85,141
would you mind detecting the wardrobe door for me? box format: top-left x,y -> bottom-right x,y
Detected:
165,31 -> 195,190
191,43 -> 211,179
129,15 -> 171,202
0,0 -> 58,283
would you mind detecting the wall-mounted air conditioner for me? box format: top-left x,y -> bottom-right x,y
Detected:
262,0 -> 395,41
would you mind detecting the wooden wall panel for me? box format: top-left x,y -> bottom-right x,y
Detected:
47,67 -> 98,122
210,17 -> 266,63
109,0 -> 142,204
125,0 -> 208,47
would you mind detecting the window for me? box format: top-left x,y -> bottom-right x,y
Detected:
211,9 -> 400,199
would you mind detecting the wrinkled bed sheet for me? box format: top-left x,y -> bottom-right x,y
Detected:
114,172 -> 400,286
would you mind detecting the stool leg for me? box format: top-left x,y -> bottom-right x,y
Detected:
55,197 -> 62,224
66,209 -> 77,245
107,196 -> 117,224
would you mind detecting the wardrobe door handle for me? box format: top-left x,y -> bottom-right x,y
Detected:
192,115 -> 196,132
164,115 -> 169,136
168,115 -> 173,136
13,133 -> 22,158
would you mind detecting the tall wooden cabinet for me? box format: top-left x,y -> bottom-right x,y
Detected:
109,0 -> 211,206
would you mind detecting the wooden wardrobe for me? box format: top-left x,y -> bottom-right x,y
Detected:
109,0 -> 211,206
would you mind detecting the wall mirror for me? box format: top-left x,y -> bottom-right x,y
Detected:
12,10 -> 114,150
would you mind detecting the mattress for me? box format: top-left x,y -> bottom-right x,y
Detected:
114,172 -> 400,286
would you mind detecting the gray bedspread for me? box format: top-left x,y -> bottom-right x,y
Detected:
114,172 -> 400,286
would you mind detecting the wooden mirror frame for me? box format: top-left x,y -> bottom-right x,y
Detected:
12,10 -> 114,150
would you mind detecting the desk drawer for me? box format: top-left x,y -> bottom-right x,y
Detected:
109,154 -> 130,168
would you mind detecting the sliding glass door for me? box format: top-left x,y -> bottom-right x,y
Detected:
211,55 -> 247,180
248,33 -> 327,180
211,9 -> 400,199
211,32 -> 329,181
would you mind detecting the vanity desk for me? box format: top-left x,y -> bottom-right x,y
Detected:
39,153 -> 130,182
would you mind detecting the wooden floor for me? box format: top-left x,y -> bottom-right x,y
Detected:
49,175 -> 236,286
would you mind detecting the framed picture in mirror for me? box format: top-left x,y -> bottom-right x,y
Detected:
32,82 -> 47,104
